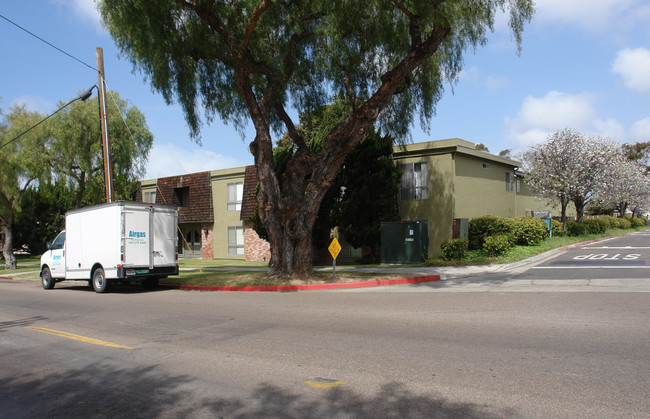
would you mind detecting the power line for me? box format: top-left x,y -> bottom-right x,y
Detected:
0,13 -> 98,72
0,86 -> 95,149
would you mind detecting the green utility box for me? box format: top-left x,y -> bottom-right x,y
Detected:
380,220 -> 429,264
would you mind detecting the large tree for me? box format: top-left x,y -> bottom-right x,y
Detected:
522,128 -> 619,230
100,0 -> 533,278
0,106 -> 47,269
595,154 -> 649,218
45,91 -> 153,208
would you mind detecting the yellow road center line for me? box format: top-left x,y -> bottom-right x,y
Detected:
25,326 -> 134,349
304,378 -> 346,389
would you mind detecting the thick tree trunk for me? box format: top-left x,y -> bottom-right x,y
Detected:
2,214 -> 16,270
559,195 -> 569,234
572,197 -> 585,223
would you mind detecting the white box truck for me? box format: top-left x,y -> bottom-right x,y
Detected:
40,201 -> 179,293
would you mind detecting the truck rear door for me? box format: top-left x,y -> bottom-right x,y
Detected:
123,206 -> 152,269
152,206 -> 178,267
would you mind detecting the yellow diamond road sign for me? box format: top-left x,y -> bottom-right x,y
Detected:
328,237 -> 341,260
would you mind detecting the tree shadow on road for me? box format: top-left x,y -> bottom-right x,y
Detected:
202,381 -> 516,418
0,363 -> 516,418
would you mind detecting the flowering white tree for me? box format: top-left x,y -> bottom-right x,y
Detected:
521,128 -> 619,231
595,154 -> 650,217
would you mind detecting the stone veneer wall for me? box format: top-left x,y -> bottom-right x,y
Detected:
201,224 -> 214,260
244,221 -> 271,262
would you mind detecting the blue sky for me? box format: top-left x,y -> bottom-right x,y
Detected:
1,1 -> 649,180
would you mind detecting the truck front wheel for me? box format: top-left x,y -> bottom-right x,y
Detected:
92,267 -> 110,293
41,267 -> 55,290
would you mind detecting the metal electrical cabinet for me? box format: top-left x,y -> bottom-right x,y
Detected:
380,220 -> 429,264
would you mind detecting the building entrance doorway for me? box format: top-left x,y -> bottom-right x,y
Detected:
178,224 -> 202,258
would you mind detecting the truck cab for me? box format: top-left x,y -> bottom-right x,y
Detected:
40,231 -> 66,286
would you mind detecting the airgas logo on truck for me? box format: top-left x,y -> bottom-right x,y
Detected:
127,230 -> 147,245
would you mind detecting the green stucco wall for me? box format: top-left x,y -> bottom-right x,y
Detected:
211,167 -> 247,259
396,153 -> 454,259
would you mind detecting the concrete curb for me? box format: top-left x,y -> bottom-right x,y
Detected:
161,275 -> 441,292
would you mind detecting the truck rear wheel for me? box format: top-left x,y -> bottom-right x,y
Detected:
41,267 -> 55,290
92,267 -> 110,293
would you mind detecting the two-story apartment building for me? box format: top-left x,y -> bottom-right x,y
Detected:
138,138 -> 573,261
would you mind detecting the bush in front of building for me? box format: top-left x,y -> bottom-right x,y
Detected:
511,216 -> 549,246
616,217 -> 632,229
628,216 -> 648,227
599,216 -> 619,229
566,220 -> 589,236
582,218 -> 607,234
483,234 -> 511,256
468,216 -> 514,250
440,238 -> 469,260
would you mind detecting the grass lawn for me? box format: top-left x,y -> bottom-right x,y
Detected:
3,226 -> 647,287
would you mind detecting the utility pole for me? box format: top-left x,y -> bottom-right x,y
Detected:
96,47 -> 114,203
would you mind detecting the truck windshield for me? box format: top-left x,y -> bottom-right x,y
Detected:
51,232 -> 66,250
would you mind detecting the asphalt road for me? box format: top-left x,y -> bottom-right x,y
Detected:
0,232 -> 648,418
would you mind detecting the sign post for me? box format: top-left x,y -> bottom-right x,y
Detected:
328,237 -> 342,279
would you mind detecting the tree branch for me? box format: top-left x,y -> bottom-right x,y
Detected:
241,0 -> 271,52
275,104 -> 308,153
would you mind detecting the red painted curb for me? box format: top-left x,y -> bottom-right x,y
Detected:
162,275 -> 440,292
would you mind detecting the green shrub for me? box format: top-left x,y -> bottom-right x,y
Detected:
630,217 -> 648,227
468,216 -> 514,250
617,218 -> 632,229
483,234 -> 511,256
600,216 -> 618,229
440,238 -> 469,260
511,216 -> 549,246
566,220 -> 588,236
582,218 -> 604,234
551,219 -> 564,237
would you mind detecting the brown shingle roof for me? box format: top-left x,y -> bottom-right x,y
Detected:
240,165 -> 258,221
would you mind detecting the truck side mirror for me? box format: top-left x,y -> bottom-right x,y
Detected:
46,242 -> 53,250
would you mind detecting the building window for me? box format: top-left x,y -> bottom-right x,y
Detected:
506,172 -> 515,192
228,226 -> 245,255
482,163 -> 490,169
516,178 -> 521,193
400,162 -> 428,201
174,187 -> 190,207
227,182 -> 243,211
143,190 -> 156,203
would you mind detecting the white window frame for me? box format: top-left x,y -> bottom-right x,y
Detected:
227,182 -> 243,211
228,226 -> 245,255
400,162 -> 429,201
143,190 -> 156,203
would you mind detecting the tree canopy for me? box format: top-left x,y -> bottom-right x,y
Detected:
0,91 -> 153,266
100,0 -> 534,278
0,105 -> 46,268
522,128 -> 638,229
44,91 -> 153,208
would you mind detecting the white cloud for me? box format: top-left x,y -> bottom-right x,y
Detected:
144,143 -> 249,180
51,0 -> 103,32
485,74 -> 510,92
457,67 -> 509,92
533,0 -> 644,32
630,117 -> 650,140
504,91 -> 625,146
612,48 -> 650,95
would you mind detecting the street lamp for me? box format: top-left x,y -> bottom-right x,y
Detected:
0,86 -> 96,149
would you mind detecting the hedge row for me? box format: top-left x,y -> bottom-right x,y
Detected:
440,214 -> 648,260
